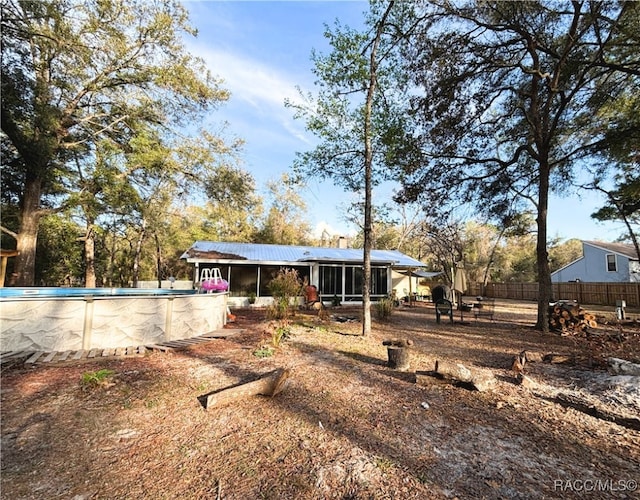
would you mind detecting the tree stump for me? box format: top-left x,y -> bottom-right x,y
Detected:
387,346 -> 410,371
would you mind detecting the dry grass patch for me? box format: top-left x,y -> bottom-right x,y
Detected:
2,301 -> 639,499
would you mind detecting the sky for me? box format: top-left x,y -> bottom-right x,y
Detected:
182,0 -> 627,243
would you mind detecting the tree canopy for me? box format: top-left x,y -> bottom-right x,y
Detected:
288,1 -> 413,334
1,0 -> 229,285
388,0 -> 639,331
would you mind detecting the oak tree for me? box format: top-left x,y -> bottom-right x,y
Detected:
394,1 -> 639,331
1,0 -> 229,285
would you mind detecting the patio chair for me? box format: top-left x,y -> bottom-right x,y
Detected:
473,297 -> 495,322
435,299 -> 454,324
304,285 -> 322,310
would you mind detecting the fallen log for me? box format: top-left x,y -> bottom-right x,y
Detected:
543,353 -> 574,364
200,368 -> 290,409
521,350 -> 544,363
608,357 -> 640,376
554,392 -> 640,432
415,371 -> 454,387
432,360 -> 496,392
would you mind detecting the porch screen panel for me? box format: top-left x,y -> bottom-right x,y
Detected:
344,266 -> 362,295
345,266 -> 388,297
320,266 -> 342,296
370,267 -> 388,296
228,265 -> 258,297
199,265 -> 230,283
259,265 -> 311,296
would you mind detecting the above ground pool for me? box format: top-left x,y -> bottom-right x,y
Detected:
0,287 -> 227,352
0,287 -> 197,298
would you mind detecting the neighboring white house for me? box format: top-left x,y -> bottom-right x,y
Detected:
181,241 -> 435,307
551,240 -> 640,283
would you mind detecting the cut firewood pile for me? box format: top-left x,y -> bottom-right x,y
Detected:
548,300 -> 597,334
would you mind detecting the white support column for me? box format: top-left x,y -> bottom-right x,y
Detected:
82,297 -> 94,350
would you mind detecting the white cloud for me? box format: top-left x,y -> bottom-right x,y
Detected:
312,220 -> 356,240
190,42 -> 314,147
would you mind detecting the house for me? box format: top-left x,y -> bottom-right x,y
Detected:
551,240 -> 639,283
180,241 -> 433,306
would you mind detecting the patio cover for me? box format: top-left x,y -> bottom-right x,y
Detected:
400,269 -> 442,278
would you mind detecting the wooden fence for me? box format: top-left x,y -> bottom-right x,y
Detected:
467,282 -> 640,308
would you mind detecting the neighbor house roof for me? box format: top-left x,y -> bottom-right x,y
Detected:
551,240 -> 639,278
181,241 -> 429,268
583,241 -> 638,260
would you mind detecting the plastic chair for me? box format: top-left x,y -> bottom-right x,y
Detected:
199,268 -> 228,293
435,299 -> 454,324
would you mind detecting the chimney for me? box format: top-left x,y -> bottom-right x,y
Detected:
337,236 -> 348,249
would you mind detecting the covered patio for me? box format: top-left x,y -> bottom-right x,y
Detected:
181,241 -> 435,307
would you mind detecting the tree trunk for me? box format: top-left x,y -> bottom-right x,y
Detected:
621,211 -> 640,262
361,39 -> 375,336
155,233 -> 162,288
132,218 -> 146,288
535,163 -> 552,333
483,226 -> 507,287
12,177 -> 42,286
106,231 -> 116,287
84,225 -> 96,287
360,1 -> 394,336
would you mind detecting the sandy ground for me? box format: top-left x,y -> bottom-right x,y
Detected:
1,299 -> 639,499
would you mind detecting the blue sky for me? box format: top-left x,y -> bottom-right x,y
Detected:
182,0 -> 626,243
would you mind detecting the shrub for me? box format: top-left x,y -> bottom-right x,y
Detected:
266,268 -> 303,320
375,297 -> 394,320
80,369 -> 115,389
253,346 -> 275,358
272,324 -> 291,347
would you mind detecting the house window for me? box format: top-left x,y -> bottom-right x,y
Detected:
606,254 -> 617,272
340,265 -> 390,300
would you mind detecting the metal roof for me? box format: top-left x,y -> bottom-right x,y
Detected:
181,241 -> 429,268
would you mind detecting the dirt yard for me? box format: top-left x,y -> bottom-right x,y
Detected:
1,299 -> 639,500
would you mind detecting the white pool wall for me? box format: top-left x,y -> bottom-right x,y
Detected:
0,293 -> 227,352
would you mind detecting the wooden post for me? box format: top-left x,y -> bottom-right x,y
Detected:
0,250 -> 19,288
